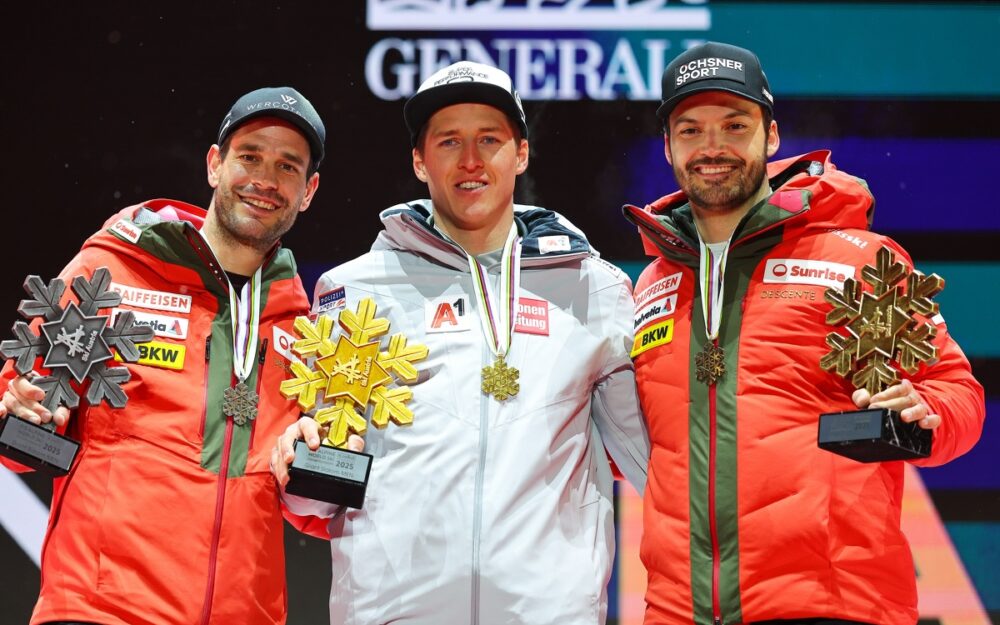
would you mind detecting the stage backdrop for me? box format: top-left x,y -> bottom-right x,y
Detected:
2,2 -> 997,624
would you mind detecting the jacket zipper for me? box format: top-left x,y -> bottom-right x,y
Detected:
199,335 -> 211,438
199,373 -> 236,625
708,351 -> 723,625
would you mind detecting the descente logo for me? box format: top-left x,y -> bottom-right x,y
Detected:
763,259 -> 855,290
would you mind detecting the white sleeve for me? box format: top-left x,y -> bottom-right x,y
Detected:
590,279 -> 649,494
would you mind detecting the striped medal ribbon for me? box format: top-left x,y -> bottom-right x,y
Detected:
468,224 -> 522,401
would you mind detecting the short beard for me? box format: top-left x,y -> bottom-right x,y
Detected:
673,149 -> 768,213
211,184 -> 301,253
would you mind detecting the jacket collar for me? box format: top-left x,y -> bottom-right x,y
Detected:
375,199 -> 594,271
623,150 -> 874,263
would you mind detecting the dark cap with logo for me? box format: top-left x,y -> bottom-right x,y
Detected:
404,61 -> 528,147
657,41 -> 774,123
217,86 -> 326,171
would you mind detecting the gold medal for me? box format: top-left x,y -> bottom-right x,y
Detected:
481,354 -> 520,401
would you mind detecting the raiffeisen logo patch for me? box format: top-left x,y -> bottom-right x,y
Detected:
763,259 -> 855,290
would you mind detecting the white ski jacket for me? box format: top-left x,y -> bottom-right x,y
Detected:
283,201 -> 649,625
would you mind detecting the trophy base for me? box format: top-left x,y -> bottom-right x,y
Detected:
285,440 -> 372,509
818,407 -> 932,463
0,415 -> 79,476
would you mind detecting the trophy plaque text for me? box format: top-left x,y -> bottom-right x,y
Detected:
281,298 -> 427,508
818,246 -> 943,462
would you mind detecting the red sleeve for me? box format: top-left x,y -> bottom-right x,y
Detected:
281,505 -> 332,541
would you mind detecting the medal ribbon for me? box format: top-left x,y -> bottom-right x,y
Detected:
228,266 -> 263,384
698,237 -> 730,341
468,224 -> 522,363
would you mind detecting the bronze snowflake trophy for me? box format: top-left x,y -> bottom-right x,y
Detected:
818,247 -> 943,462
0,269 -> 154,475
280,297 -> 428,508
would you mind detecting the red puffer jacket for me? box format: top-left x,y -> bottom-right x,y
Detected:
623,151 -> 984,625
1,199 -> 320,625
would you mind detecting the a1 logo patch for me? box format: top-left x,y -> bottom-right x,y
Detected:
425,296 -> 471,333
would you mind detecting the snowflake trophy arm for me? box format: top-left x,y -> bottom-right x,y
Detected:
314,398 -> 368,447
1,322 -> 49,375
85,366 -> 131,409
72,268 -> 121,316
280,360 -> 327,412
377,333 -> 429,382
339,298 -> 390,344
18,276 -> 66,322
103,310 -> 155,361
291,315 -> 336,359
823,278 -> 862,326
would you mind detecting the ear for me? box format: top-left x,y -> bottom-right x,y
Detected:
663,133 -> 673,166
766,119 -> 780,158
412,148 -> 428,183
515,139 -> 529,175
207,145 -> 223,188
298,172 -> 320,213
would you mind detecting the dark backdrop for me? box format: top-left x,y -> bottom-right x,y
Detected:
2,2 -> 998,624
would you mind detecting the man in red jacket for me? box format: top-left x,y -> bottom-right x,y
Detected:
0,87 -> 338,625
624,41 -> 985,625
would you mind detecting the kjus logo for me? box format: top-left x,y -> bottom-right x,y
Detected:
763,259 -> 855,290
280,93 -> 297,105
364,0 -> 712,101
367,0 -> 710,31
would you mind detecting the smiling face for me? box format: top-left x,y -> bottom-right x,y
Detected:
412,103 -> 529,255
665,91 -> 779,215
205,117 -> 319,255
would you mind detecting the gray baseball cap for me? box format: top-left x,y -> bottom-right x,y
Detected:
218,86 -> 326,171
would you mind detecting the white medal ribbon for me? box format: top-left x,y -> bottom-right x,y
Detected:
698,237 -> 731,341
228,266 -> 263,384
198,227 -> 263,384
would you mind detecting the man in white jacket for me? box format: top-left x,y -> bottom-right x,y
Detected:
271,61 -> 649,625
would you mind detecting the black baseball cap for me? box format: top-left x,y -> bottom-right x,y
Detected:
217,86 -> 326,171
657,42 -> 774,123
404,61 -> 528,147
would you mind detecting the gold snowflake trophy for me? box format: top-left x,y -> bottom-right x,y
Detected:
279,298 -> 428,508
818,246 -> 943,462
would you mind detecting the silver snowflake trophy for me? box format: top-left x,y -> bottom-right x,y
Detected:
0,268 -> 154,475
817,247 -> 942,462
